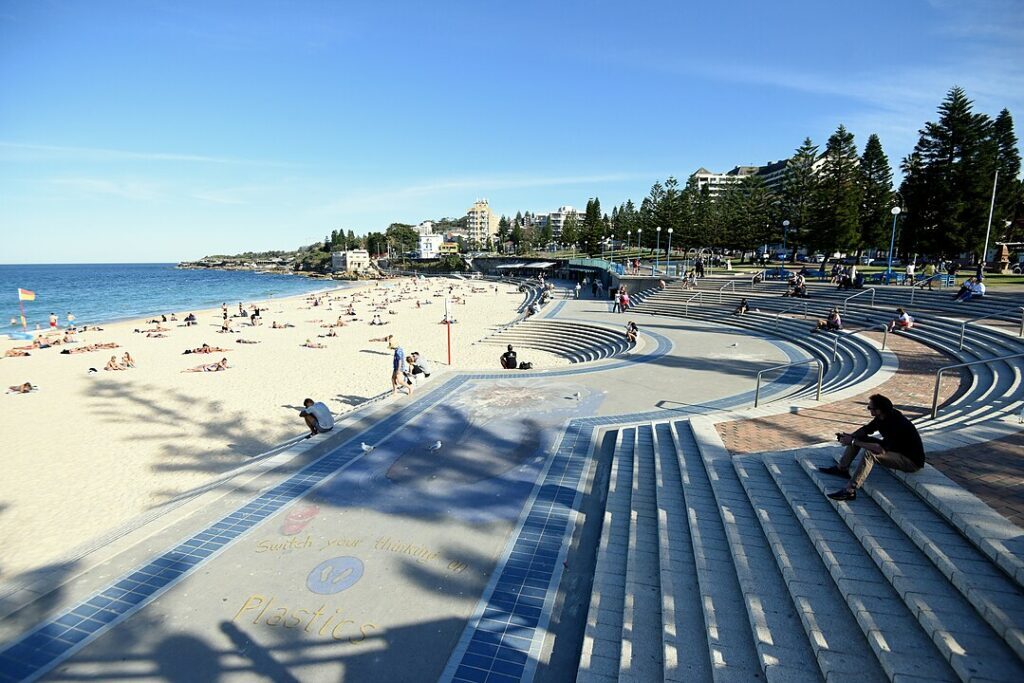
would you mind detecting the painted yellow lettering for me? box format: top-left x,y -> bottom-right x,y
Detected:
232,595 -> 264,622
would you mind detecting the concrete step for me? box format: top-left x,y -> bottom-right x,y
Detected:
577,428 -> 633,682
796,456 -> 1024,680
670,421 -> 762,681
764,456 -> 959,681
688,420 -> 822,681
729,454 -> 887,683
618,425 -> 663,681
652,423 -> 714,683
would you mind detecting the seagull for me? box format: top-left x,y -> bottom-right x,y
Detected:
573,391 -> 581,401
428,440 -> 443,452
360,442 -> 375,453
729,343 -> 739,347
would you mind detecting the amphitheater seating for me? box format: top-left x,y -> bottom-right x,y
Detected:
567,275 -> 1024,681
573,416 -> 1024,682
477,319 -> 635,364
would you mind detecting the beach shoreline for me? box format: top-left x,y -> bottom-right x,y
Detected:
0,276 -> 566,583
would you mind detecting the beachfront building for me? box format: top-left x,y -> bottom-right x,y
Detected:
466,199 -> 500,245
414,221 -> 435,236
439,242 -> 460,255
546,206 -> 578,241
694,157 -> 829,197
331,249 -> 371,273
418,233 -> 444,259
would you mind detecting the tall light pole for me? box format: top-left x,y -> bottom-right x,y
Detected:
782,220 -> 790,260
611,234 -> 615,263
886,206 -> 902,284
655,226 -> 662,274
982,169 -> 999,276
667,228 -> 674,276
627,230 -> 632,255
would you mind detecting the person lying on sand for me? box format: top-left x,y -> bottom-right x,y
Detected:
4,349 -> 30,358
184,344 -> 229,354
183,357 -> 229,372
318,328 -> 337,338
7,382 -> 35,394
302,339 -> 326,349
146,332 -> 167,338
235,338 -> 260,344
104,355 -> 125,371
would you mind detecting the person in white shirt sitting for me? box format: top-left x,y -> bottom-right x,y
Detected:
299,398 -> 334,437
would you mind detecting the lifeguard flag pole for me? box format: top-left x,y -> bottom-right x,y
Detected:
17,288 -> 35,329
444,297 -> 452,365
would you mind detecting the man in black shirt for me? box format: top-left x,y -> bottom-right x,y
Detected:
819,393 -> 924,502
500,344 -> 517,370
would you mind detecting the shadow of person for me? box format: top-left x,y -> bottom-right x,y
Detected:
154,634 -> 222,682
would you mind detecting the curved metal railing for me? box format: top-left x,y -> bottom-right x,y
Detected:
930,352 -> 1024,418
831,323 -> 889,361
842,287 -> 877,314
957,306 -> 1024,350
683,291 -> 703,317
774,301 -> 809,327
754,358 -> 823,407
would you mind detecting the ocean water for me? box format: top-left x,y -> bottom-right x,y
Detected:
1,264 -> 345,328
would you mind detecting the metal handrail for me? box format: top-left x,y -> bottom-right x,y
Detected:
774,300 -> 809,326
909,273 -> 948,304
718,280 -> 737,302
751,270 -> 765,288
958,306 -> 1024,350
842,287 -> 876,314
754,358 -> 823,407
831,323 -> 888,361
930,352 -> 1024,418
683,291 -> 703,317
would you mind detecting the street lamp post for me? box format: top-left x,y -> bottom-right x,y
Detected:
667,228 -> 674,275
611,234 -> 615,264
886,206 -> 902,284
655,227 -> 662,274
627,230 -> 631,256
782,220 -> 790,260
982,169 -> 999,275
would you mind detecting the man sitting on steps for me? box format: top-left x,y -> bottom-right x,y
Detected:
819,393 -> 925,502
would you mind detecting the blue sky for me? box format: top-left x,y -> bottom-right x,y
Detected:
2,0 -> 1022,263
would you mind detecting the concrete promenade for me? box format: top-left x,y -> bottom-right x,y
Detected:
0,287 -> 1022,682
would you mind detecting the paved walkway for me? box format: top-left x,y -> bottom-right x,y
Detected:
0,292 -> 1020,682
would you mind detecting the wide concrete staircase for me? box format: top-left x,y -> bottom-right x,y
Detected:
572,418 -> 1024,682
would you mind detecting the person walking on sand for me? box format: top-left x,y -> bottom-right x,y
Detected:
391,341 -> 412,397
299,398 -> 334,437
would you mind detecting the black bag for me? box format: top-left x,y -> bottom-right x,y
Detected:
518,361 -> 533,370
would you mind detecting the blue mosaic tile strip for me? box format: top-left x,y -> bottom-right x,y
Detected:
0,375 -> 470,683
443,420 -> 595,682
542,300 -> 567,318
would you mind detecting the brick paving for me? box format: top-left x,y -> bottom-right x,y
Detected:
712,328 -> 1024,528
715,329 -> 967,453
928,432 -> 1024,528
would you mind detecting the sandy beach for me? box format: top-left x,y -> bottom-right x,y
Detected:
0,276 -> 567,582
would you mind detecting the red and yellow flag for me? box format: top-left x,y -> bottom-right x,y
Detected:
18,288 -> 35,301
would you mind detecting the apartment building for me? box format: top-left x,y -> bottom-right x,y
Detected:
465,199 -> 500,244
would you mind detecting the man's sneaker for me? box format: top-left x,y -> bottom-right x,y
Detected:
827,488 -> 857,502
818,465 -> 850,478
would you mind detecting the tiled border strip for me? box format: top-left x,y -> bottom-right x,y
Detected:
0,375 -> 471,683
